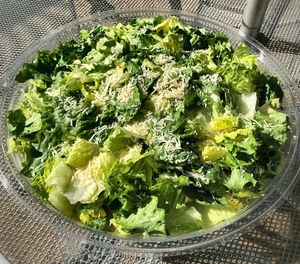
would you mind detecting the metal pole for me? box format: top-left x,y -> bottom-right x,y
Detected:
240,0 -> 270,38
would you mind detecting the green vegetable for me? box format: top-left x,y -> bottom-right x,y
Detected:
44,158 -> 74,191
8,109 -> 26,136
193,202 -> 237,228
76,201 -> 107,229
65,151 -> 115,204
8,16 -> 288,236
67,138 -> 98,168
43,158 -> 74,217
111,196 -> 166,236
166,206 -> 204,235
225,168 -> 257,192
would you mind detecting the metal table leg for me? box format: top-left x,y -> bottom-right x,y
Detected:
240,0 -> 270,38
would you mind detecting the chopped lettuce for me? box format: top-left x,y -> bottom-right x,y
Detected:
225,168 -> 257,192
45,158 -> 74,191
23,112 -> 43,135
8,16 -> 288,237
103,126 -> 138,152
193,202 -> 237,228
166,206 -> 204,235
111,196 -> 166,236
149,174 -> 192,211
48,190 -> 74,217
221,43 -> 258,94
76,202 -> 107,229
210,116 -> 239,132
65,151 -> 115,204
7,109 -> 26,136
201,146 -> 227,162
234,92 -> 257,118
64,161 -> 104,204
67,138 -> 98,168
42,158 -> 74,216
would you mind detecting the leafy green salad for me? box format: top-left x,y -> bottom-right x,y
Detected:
7,16 -> 288,236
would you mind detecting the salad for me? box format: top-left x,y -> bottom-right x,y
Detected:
7,16 -> 288,236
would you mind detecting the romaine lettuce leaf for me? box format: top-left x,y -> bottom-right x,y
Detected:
161,33 -> 184,53
201,145 -> 227,163
154,16 -> 184,33
225,168 -> 257,192
42,158 -> 74,216
234,92 -> 257,118
103,126 -> 138,152
111,196 -> 165,236
65,151 -> 115,204
210,116 -> 239,132
66,138 -> 98,168
76,202 -> 107,230
150,174 -> 192,211
45,158 -> 74,192
221,43 -> 258,94
166,206 -> 203,235
48,190 -> 73,217
193,202 -> 237,228
8,109 -> 26,136
255,110 -> 288,144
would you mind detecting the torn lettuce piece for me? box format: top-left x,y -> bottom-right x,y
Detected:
43,158 -> 74,216
191,49 -> 217,72
103,126 -> 138,152
214,128 -> 251,143
225,168 -> 257,192
123,119 -> 149,139
161,33 -> 184,53
221,43 -> 258,94
185,111 -> 210,139
111,196 -> 166,236
201,145 -> 227,163
65,164 -> 104,204
193,202 -> 237,228
166,206 -> 203,235
45,158 -> 74,192
210,116 -> 239,132
65,151 -> 115,204
23,112 -> 43,135
8,109 -> 26,136
119,144 -> 150,167
48,190 -> 74,217
23,88 -> 46,113
233,43 -> 258,69
234,92 -> 257,118
150,174 -> 192,211
67,138 -> 98,168
254,110 -> 288,144
76,201 -> 107,230
154,16 -> 184,33
58,70 -> 94,91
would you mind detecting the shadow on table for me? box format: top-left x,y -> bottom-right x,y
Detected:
88,0 -> 114,13
258,0 -> 299,55
169,0 -> 182,10
258,33 -> 300,55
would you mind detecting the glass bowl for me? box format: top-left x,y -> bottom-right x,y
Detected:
1,8 -> 300,258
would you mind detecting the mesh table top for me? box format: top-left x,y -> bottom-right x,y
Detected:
0,0 -> 300,263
